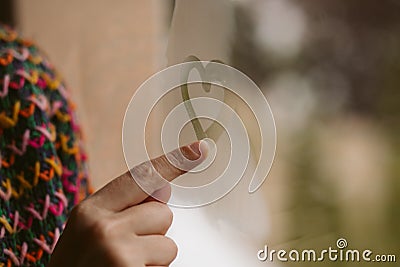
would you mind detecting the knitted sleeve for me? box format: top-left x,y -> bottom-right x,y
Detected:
0,24 -> 92,266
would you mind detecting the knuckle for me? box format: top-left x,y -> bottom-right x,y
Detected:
69,202 -> 113,239
69,202 -> 93,229
156,156 -> 182,178
70,202 -> 88,220
90,217 -> 115,240
132,161 -> 166,191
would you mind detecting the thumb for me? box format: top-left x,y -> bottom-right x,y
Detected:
88,141 -> 209,212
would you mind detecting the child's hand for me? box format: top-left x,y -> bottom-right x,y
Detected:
48,141 -> 208,267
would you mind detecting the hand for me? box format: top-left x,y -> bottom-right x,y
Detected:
48,141 -> 208,267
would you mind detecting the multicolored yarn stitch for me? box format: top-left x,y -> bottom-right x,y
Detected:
0,24 -> 92,266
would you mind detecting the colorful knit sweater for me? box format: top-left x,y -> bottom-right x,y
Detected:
0,24 -> 92,266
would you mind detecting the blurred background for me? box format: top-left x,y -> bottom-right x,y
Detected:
2,0 -> 399,266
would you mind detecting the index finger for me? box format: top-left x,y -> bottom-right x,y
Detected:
87,140 -> 208,212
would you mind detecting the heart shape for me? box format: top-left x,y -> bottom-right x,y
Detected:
180,55 -> 227,141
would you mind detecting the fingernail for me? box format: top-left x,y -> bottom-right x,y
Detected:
189,141 -> 201,157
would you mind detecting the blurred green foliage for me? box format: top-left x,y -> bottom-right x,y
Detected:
231,0 -> 400,265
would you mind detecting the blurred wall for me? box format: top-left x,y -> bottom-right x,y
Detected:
15,0 -> 170,189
